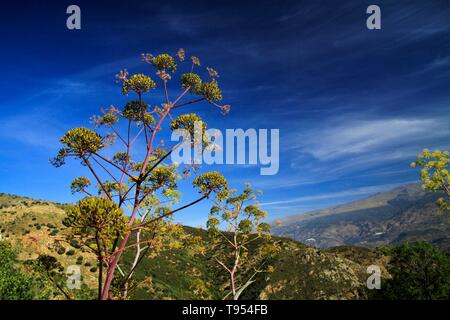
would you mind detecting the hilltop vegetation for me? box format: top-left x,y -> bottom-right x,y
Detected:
0,193 -> 372,299
1,193 -> 449,300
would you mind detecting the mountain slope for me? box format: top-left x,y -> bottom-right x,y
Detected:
0,193 -> 99,289
272,184 -> 450,249
0,192 -> 390,300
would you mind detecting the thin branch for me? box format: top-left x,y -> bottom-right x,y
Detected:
172,98 -> 205,110
132,194 -> 209,230
93,153 -> 136,181
130,125 -> 145,147
172,86 -> 191,106
121,149 -> 174,202
81,189 -> 92,197
108,124 -> 128,146
95,231 -> 103,300
215,258 -> 232,274
83,157 -> 112,201
143,124 -> 150,147
217,230 -> 236,247
163,78 -> 170,105
140,149 -> 174,181
91,156 -> 119,184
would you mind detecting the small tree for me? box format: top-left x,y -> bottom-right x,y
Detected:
205,184 -> 279,300
52,49 -> 230,299
411,149 -> 450,218
34,255 -> 73,300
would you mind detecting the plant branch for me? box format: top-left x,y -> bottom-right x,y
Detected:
172,98 -> 205,110
132,194 -> 209,230
83,157 -> 112,201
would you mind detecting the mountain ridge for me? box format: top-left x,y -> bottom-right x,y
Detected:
272,184 -> 450,249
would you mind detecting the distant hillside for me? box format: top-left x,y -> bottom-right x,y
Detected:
0,193 -> 99,289
272,184 -> 450,249
0,192 -> 392,300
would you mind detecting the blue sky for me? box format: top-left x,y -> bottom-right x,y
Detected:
0,0 -> 449,226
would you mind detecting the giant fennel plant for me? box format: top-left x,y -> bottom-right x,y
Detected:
52,49 -> 230,300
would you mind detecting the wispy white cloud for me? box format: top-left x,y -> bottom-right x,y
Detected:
247,115 -> 450,191
415,55 -> 450,75
293,118 -> 447,161
286,115 -> 450,178
229,115 -> 449,189
260,182 -> 409,207
0,110 -> 63,149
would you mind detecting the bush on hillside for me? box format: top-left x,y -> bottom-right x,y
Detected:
368,242 -> 450,300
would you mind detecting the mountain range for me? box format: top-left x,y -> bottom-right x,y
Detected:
272,184 -> 450,249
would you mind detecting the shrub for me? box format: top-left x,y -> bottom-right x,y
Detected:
369,242 -> 450,300
69,239 -> 81,249
0,243 -> 33,299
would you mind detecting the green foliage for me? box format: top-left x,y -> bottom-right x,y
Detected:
70,177 -> 92,195
146,165 -> 178,190
193,172 -> 229,201
70,239 -> 81,249
99,180 -> 121,198
52,49 -> 231,300
202,185 -> 279,300
122,74 -> 156,95
35,255 -> 62,275
412,149 -> 450,215
369,242 -> 450,300
150,53 -> 177,72
76,256 -> 83,265
170,113 -> 206,133
61,128 -> 104,156
0,243 -> 33,300
122,101 -> 155,125
51,128 -> 104,167
180,73 -> 202,94
113,152 -> 131,167
0,245 -> 59,300
170,113 -> 208,147
64,197 -> 127,241
201,80 -> 222,102
98,113 -> 119,126
33,254 -> 94,300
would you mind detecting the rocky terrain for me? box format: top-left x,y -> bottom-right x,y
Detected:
272,184 -> 450,249
0,192 -> 391,300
